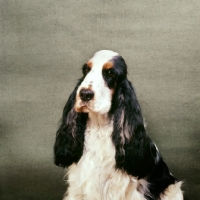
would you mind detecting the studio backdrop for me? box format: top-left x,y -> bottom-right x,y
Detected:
0,1 -> 199,199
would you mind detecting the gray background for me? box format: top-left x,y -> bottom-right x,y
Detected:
0,0 -> 200,199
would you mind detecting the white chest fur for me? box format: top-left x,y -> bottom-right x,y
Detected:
64,114 -> 148,200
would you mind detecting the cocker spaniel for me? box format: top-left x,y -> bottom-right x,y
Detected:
54,50 -> 183,200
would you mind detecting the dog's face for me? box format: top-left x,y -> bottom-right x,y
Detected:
74,50 -> 127,114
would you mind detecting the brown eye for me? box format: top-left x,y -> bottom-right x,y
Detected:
104,69 -> 115,78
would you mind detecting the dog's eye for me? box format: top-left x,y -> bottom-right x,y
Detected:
82,65 -> 91,75
103,69 -> 115,78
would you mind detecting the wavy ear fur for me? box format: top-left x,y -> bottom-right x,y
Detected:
111,79 -> 158,178
111,79 -> 177,198
54,79 -> 88,167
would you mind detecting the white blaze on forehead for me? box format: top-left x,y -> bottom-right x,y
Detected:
89,50 -> 119,69
81,50 -> 119,87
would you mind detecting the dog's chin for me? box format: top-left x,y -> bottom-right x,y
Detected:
75,99 -> 111,115
81,106 -> 90,113
75,105 -> 88,113
75,101 -> 92,113
75,104 -> 107,115
75,105 -> 97,114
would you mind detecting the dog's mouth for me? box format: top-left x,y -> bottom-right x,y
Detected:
75,101 -> 92,113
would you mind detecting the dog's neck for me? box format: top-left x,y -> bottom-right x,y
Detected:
87,112 -> 112,128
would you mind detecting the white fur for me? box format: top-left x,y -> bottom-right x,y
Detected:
64,112 -> 148,200
160,182 -> 183,200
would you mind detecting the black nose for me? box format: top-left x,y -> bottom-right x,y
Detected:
79,89 -> 94,101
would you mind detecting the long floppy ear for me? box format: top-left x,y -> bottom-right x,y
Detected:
112,78 -> 179,197
54,79 -> 88,168
111,79 -> 158,177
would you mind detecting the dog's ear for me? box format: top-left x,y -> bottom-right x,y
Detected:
111,79 -> 145,161
111,78 -> 158,177
54,79 -> 88,168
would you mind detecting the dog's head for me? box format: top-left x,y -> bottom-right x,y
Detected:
75,50 -> 127,114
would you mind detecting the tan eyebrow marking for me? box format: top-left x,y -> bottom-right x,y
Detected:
87,61 -> 93,68
103,62 -> 113,70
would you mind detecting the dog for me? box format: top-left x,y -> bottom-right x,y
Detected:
54,50 -> 183,200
